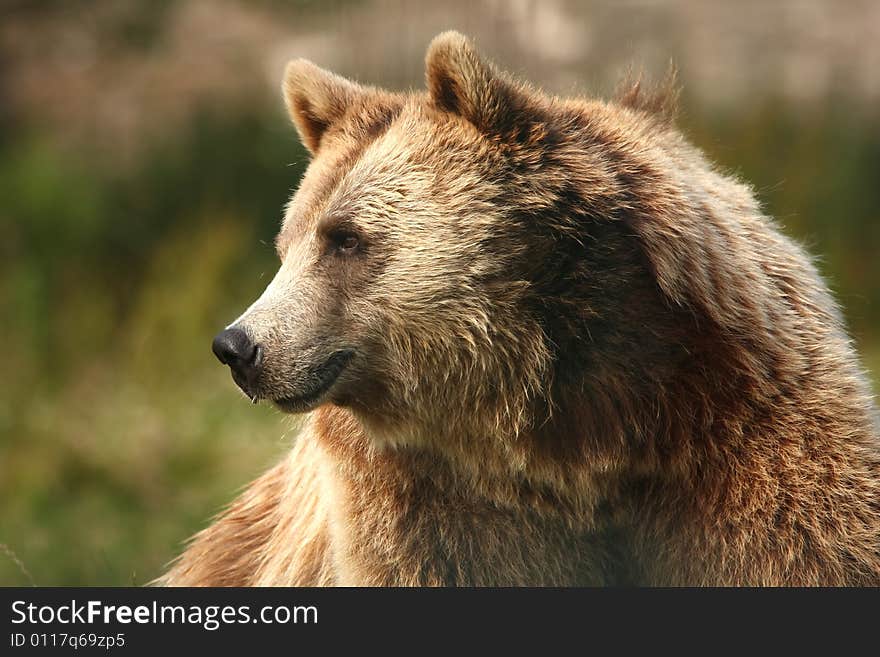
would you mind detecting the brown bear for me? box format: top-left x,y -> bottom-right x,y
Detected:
159,32 -> 880,586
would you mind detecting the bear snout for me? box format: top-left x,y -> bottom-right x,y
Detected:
211,327 -> 263,401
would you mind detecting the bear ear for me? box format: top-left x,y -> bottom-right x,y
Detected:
614,63 -> 681,124
425,31 -> 526,135
282,59 -> 368,154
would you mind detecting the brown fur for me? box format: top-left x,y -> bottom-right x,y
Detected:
160,32 -> 880,586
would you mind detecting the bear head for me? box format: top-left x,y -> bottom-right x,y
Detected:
216,31 -> 794,468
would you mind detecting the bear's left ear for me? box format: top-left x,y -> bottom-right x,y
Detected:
283,59 -> 370,154
425,31 -> 530,135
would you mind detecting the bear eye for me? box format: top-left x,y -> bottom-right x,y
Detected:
328,229 -> 360,255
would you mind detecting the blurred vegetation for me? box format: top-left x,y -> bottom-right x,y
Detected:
0,107 -> 311,585
1,2 -> 878,585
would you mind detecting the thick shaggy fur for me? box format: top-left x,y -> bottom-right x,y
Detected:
161,32 -> 880,586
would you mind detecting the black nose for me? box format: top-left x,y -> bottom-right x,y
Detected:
212,328 -> 262,387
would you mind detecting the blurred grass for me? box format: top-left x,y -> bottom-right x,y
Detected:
1,79 -> 878,586
0,108 -> 311,584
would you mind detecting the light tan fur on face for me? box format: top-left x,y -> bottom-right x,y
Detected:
160,32 -> 880,587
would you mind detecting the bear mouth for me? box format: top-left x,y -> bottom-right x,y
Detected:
273,349 -> 355,413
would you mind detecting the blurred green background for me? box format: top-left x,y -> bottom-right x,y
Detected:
1,0 -> 878,585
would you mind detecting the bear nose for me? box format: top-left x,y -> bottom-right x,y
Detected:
212,328 -> 262,385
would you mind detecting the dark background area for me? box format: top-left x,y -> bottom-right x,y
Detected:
1,0 -> 878,584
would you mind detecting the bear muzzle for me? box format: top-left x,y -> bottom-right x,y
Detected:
211,327 -> 264,401
212,326 -> 355,412
272,348 -> 355,413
